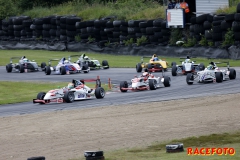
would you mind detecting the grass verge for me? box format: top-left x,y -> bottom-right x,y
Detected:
73,132 -> 240,160
1,50 -> 240,68
0,81 -> 109,105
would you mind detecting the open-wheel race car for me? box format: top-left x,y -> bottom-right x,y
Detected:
45,57 -> 90,75
120,70 -> 171,92
186,61 -> 236,85
69,53 -> 109,70
33,78 -> 105,104
6,56 -> 46,73
171,56 -> 205,76
136,54 -> 168,73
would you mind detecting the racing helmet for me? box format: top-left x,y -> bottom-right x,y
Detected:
185,59 -> 190,63
64,60 -> 69,64
84,56 -> 89,60
23,58 -> 28,63
67,83 -> 74,89
153,57 -> 159,61
142,72 -> 149,77
207,65 -> 213,70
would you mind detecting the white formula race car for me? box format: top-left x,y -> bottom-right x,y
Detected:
171,56 -> 205,76
186,61 -> 236,85
119,72 -> 171,92
33,79 -> 104,104
45,57 -> 90,75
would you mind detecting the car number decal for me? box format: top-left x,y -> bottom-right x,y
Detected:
78,94 -> 85,98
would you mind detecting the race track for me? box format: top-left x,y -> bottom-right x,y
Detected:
0,66 -> 240,117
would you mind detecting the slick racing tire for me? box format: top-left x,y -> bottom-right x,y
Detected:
229,68 -> 236,79
147,63 -> 152,71
198,63 -> 205,71
63,91 -> 74,103
60,66 -> 66,75
171,62 -> 176,67
163,76 -> 171,87
149,79 -> 157,90
186,73 -> 194,85
37,92 -> 46,100
95,87 -> 105,99
82,64 -> 89,73
45,66 -> 51,75
172,65 -> 177,76
6,64 -> 12,73
120,81 -> 128,92
216,72 -> 223,83
41,62 -> 46,71
19,64 -> 24,73
136,63 -> 142,72
102,60 -> 109,69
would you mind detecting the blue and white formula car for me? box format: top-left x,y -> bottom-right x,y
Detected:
45,57 -> 90,75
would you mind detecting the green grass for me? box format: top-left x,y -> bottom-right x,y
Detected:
0,81 -> 109,105
1,50 -> 240,68
73,132 -> 240,160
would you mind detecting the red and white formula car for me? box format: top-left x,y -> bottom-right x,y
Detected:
33,79 -> 104,104
119,71 -> 171,92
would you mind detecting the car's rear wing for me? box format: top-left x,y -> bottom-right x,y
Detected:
47,59 -> 61,65
68,54 -> 82,61
10,57 -> 22,63
73,77 -> 101,88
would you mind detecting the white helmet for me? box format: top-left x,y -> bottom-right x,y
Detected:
67,83 -> 74,89
23,58 -> 28,63
84,56 -> 89,60
64,60 -> 69,64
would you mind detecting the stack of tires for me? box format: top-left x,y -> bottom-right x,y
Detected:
66,16 -> 81,42
204,14 -> 213,42
160,20 -> 171,44
152,19 -> 163,43
212,15 -> 225,43
22,18 -> 33,40
31,18 -> 43,39
233,3 -> 240,41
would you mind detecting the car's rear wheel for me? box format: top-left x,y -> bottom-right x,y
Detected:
63,91 -> 74,103
45,66 -> 51,75
163,76 -> 171,87
95,87 -> 105,99
186,73 -> 194,85
216,72 -> 223,83
171,62 -> 176,67
60,66 -> 66,75
82,64 -> 89,73
120,81 -> 128,92
136,63 -> 142,72
229,68 -> 236,79
102,60 -> 109,69
172,65 -> 177,76
6,64 -> 12,73
19,64 -> 24,73
149,79 -> 157,90
41,62 -> 46,71
198,63 -> 205,71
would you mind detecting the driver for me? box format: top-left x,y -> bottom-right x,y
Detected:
84,56 -> 90,61
72,79 -> 92,93
207,64 -> 215,70
151,54 -> 159,61
142,70 -> 151,81
185,56 -> 191,63
67,83 -> 74,89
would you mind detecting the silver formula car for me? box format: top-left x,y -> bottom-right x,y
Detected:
186,61 -> 236,85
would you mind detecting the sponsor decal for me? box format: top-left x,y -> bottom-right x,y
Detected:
187,147 -> 235,156
78,93 -> 85,98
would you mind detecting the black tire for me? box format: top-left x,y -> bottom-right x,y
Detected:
6,64 -> 12,72
95,87 -> 105,99
147,63 -> 152,70
186,73 -> 194,85
229,68 -> 236,79
149,79 -> 157,90
172,65 -> 177,76
136,63 -> 142,72
27,156 -> 45,160
120,81 -> 128,92
63,91 -> 75,103
198,63 -> 205,71
216,72 -> 223,83
19,64 -> 24,73
45,66 -> 51,75
163,76 -> 171,87
37,92 -> 46,100
82,64 -> 89,73
41,62 -> 46,71
60,66 -> 66,75
171,62 -> 176,67
102,60 -> 109,69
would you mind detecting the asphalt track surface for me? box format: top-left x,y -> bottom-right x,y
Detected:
0,66 -> 240,117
